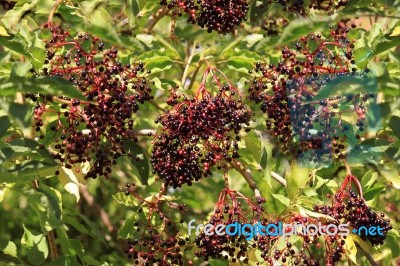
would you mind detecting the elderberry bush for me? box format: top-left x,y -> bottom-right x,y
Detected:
151,78 -> 252,188
26,24 -> 153,179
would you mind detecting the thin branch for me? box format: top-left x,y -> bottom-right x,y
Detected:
357,244 -> 378,266
271,171 -> 287,187
149,99 -> 165,111
187,60 -> 204,92
47,231 -> 58,260
181,42 -> 197,86
127,129 -> 156,137
48,0 -> 64,24
143,7 -> 170,34
79,186 -> 116,234
230,160 -> 261,198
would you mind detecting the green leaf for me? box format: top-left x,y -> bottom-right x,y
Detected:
37,184 -> 62,220
1,0 -> 38,30
113,192 -> 139,207
21,225 -> 49,266
117,216 -> 137,239
361,170 -> 378,190
0,110 -> 11,138
271,193 -> 290,207
0,239 -> 19,259
137,51 -> 173,74
388,110 -> 400,139
285,160 -> 310,200
363,185 -> 386,201
344,235 -> 357,264
122,140 -> 150,185
0,76 -> 86,100
0,36 -> 31,58
380,162 -> 400,189
278,19 -> 326,46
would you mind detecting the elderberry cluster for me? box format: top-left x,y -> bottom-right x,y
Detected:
27,25 -> 153,179
161,0 -> 248,34
315,186 -> 392,246
151,83 -> 252,188
195,189 -> 266,263
124,184 -> 190,266
249,22 -> 375,164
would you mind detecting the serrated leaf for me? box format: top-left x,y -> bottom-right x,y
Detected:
113,192 -> 139,207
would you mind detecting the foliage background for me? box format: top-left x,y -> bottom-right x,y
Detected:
0,0 -> 399,265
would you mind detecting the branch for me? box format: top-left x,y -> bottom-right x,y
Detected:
143,7 -> 170,34
79,186 -> 116,234
181,42 -> 197,87
48,0 -> 64,24
357,244 -> 378,266
271,171 -> 287,187
127,129 -> 156,137
230,160 -> 261,198
47,230 -> 58,260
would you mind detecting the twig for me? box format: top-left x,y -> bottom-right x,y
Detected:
48,0 -> 64,24
47,231 -> 58,260
143,7 -> 170,34
181,42 -> 197,87
271,171 -> 287,187
79,186 -> 116,234
127,129 -> 156,137
149,99 -> 165,111
187,60 -> 204,92
357,244 -> 378,266
230,160 -> 261,198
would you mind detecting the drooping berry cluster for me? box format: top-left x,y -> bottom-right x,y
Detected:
272,0 -> 348,15
161,0 -> 248,34
193,188 -> 349,265
248,22 -> 374,164
124,184 -> 191,266
27,24 -> 153,179
195,189 -> 266,263
315,175 -> 392,246
151,68 -> 252,188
